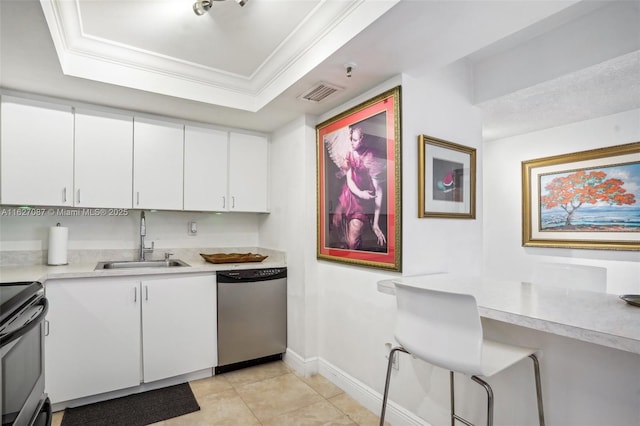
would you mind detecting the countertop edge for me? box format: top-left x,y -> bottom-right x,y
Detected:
1,258 -> 286,284
478,307 -> 640,355
378,275 -> 640,355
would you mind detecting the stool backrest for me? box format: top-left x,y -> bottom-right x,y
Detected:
531,262 -> 606,292
394,283 -> 484,376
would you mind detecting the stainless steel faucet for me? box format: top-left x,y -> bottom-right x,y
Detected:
139,211 -> 154,261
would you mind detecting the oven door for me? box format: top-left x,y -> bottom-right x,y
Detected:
1,296 -> 50,426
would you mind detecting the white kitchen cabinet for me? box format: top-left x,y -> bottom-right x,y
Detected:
133,117 -> 184,210
44,278 -> 141,403
183,126 -> 228,211
0,96 -> 74,206
74,109 -> 133,208
44,274 -> 216,404
0,95 -> 270,213
141,274 -> 217,382
228,132 -> 269,212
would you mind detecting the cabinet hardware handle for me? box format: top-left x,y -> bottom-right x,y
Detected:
232,196 -> 235,209
136,192 -> 140,206
62,187 -> 67,203
134,287 -> 137,302
44,320 -> 50,336
145,285 -> 149,301
77,189 -> 81,204
222,196 -> 225,209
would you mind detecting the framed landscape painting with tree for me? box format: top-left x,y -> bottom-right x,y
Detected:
522,142 -> 640,250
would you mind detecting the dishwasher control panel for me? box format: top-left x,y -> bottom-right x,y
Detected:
217,267 -> 287,282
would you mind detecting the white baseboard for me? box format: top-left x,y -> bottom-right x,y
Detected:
284,349 -> 430,426
284,348 -> 318,377
50,368 -> 212,412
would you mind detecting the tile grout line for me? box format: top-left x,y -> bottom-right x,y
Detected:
52,362 -> 379,425
235,371 -> 326,425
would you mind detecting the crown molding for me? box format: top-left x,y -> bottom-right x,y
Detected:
39,0 -> 399,112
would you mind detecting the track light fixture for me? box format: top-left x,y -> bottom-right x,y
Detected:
193,0 -> 247,16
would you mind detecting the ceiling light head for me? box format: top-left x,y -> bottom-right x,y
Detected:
193,0 -> 212,16
193,0 -> 248,15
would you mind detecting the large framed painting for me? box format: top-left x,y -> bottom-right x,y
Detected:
316,86 -> 402,271
522,142 -> 640,250
418,135 -> 476,219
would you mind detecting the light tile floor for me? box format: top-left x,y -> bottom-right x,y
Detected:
51,361 -> 388,426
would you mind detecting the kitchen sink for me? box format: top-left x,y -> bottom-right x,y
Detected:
94,259 -> 190,270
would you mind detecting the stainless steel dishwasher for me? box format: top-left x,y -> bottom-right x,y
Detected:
215,268 -> 287,373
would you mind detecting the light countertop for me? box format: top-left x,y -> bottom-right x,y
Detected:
0,255 -> 286,284
378,274 -> 640,355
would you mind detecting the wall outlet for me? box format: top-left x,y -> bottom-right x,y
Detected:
188,221 -> 197,235
385,342 -> 399,370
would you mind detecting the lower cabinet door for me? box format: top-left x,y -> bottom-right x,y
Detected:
141,274 -> 217,383
44,278 -> 141,403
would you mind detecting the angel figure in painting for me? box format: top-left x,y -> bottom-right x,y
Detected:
325,125 -> 387,250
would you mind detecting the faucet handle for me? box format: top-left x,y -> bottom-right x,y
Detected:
164,252 -> 174,260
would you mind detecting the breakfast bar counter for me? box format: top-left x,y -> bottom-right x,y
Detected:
378,273 -> 640,355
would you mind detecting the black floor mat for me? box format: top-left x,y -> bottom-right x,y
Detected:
61,383 -> 200,426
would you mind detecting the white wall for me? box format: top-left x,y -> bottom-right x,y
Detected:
0,209 -> 260,251
270,67 -> 640,425
400,68 -> 484,277
473,1 -> 640,103
259,115 -> 319,362
312,65 -> 486,425
478,109 -> 640,424
483,108 -> 640,295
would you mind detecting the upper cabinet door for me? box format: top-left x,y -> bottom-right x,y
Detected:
184,126 -> 228,212
133,118 -> 184,210
228,132 -> 269,212
75,109 -> 133,208
1,96 -> 74,206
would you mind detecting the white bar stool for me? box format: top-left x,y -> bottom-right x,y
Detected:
380,283 -> 545,426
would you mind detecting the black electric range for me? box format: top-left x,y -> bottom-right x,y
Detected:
1,281 -> 51,426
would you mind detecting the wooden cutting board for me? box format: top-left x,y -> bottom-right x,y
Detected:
200,253 -> 268,264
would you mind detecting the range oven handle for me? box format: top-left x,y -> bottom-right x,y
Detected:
0,297 -> 49,348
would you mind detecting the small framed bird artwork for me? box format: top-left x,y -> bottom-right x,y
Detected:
418,135 -> 476,219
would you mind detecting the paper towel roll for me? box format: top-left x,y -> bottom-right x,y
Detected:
48,224 -> 68,265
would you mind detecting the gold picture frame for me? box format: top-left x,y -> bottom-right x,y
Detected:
522,142 -> 640,250
316,86 -> 402,271
418,135 -> 476,219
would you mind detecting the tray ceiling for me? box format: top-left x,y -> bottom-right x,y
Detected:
40,0 -> 398,111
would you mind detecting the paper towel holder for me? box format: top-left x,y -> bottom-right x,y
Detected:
48,222 -> 69,266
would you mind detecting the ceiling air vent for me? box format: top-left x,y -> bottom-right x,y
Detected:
298,82 -> 343,103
